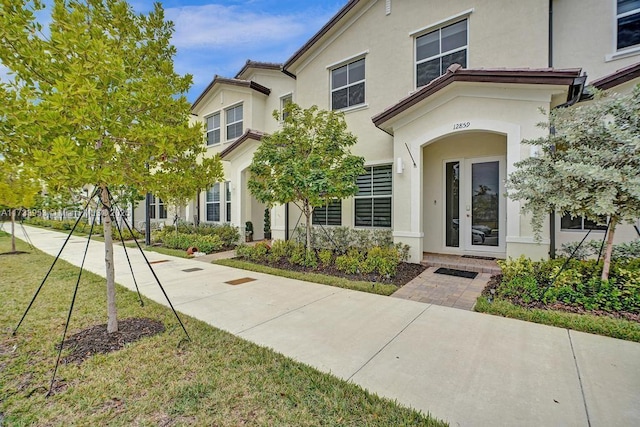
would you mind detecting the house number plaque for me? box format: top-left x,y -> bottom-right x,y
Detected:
453,122 -> 471,130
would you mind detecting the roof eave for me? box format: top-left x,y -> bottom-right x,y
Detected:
590,61 -> 640,90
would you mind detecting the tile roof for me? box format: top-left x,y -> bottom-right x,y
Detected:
219,129 -> 266,159
590,61 -> 640,90
192,76 -> 271,111
372,64 -> 582,129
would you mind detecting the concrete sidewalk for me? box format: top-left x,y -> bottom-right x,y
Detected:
13,225 -> 640,426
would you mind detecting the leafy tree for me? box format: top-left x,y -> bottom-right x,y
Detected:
507,86 -> 640,280
0,160 -> 40,252
0,0 -> 223,332
248,103 -> 365,251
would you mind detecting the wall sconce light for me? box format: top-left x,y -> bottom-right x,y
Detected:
396,157 -> 404,174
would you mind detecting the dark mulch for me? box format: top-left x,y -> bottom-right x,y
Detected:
244,258 -> 427,287
61,317 -> 165,364
482,274 -> 640,323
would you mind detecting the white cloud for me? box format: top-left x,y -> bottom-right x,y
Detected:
166,4 -> 327,50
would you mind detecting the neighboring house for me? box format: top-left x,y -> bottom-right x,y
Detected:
143,0 -> 640,262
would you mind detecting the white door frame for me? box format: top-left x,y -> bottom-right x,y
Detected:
463,155 -> 506,253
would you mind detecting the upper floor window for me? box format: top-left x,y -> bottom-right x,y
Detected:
560,214 -> 607,231
416,19 -> 467,87
617,0 -> 640,50
280,94 -> 293,120
331,58 -> 365,110
206,112 -> 220,146
226,104 -> 243,140
355,165 -> 392,228
312,200 -> 342,226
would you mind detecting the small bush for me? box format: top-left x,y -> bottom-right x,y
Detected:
288,243 -> 307,266
160,233 -> 223,254
269,240 -> 295,263
318,249 -> 333,267
250,242 -> 270,262
235,244 -> 254,259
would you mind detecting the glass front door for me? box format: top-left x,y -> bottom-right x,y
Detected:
468,161 -> 500,248
444,157 -> 504,252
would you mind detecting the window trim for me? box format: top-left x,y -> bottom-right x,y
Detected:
280,92 -> 293,121
205,111 -> 221,147
414,18 -> 469,88
353,164 -> 393,228
330,56 -> 366,111
225,103 -> 243,142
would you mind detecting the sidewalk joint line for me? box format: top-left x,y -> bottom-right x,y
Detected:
568,329 -> 592,427
235,291 -> 343,335
347,304 -> 432,382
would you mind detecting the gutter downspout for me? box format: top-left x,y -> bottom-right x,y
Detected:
548,0 -> 556,259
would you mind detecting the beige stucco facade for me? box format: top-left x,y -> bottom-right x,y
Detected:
148,0 -> 640,262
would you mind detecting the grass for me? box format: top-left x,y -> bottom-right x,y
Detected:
0,232 -> 446,426
475,296 -> 640,342
214,258 -> 399,296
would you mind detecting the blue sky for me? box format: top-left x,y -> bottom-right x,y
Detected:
0,1 -> 347,102
133,0 -> 348,101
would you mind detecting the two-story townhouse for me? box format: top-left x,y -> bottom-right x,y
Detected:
276,0 -> 640,262
146,0 -> 639,263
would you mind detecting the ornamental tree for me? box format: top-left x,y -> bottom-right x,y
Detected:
0,0 -> 223,333
248,103 -> 365,251
0,160 -> 40,253
507,85 -> 640,280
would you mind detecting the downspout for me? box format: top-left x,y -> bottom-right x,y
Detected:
195,190 -> 201,226
548,0 -> 556,258
285,202 -> 290,240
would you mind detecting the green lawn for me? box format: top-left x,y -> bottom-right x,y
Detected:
214,258 -> 399,296
475,297 -> 640,342
0,232 -> 446,426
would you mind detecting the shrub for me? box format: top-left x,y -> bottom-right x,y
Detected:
160,233 -> 223,254
250,242 -> 270,262
269,239 -> 295,263
288,243 -> 307,266
560,239 -> 640,261
335,249 -> 364,274
361,246 -> 399,277
496,256 -> 640,314
235,244 -> 254,259
318,249 -> 333,267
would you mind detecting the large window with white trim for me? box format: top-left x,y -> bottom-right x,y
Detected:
331,58 -> 365,110
226,104 -> 243,140
149,195 -> 167,220
617,0 -> 640,50
312,200 -> 342,226
206,183 -> 220,222
206,112 -> 220,146
355,165 -> 392,227
415,19 -> 467,87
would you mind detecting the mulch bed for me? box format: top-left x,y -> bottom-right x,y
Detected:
482,274 -> 640,323
244,258 -> 427,287
61,317 -> 165,364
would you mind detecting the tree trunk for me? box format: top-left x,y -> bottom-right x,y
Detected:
601,217 -> 617,281
10,208 -> 16,253
101,185 -> 118,333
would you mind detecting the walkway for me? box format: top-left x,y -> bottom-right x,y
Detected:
393,253 -> 500,310
13,226 -> 640,427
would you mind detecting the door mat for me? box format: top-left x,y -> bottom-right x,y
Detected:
434,267 -> 478,279
225,277 -> 256,286
182,267 -> 203,273
461,255 -> 496,260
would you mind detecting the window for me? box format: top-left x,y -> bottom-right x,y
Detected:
158,197 -> 166,219
206,113 -> 220,146
415,19 -> 467,87
281,94 -> 293,120
617,0 -> 640,50
149,195 -> 156,219
355,165 -> 392,227
225,181 -> 231,222
206,183 -> 220,222
226,104 -> 243,140
560,214 -> 607,231
331,58 -> 365,110
312,200 -> 342,226
148,195 -> 166,219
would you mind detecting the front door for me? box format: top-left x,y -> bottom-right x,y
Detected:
444,157 -> 505,253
